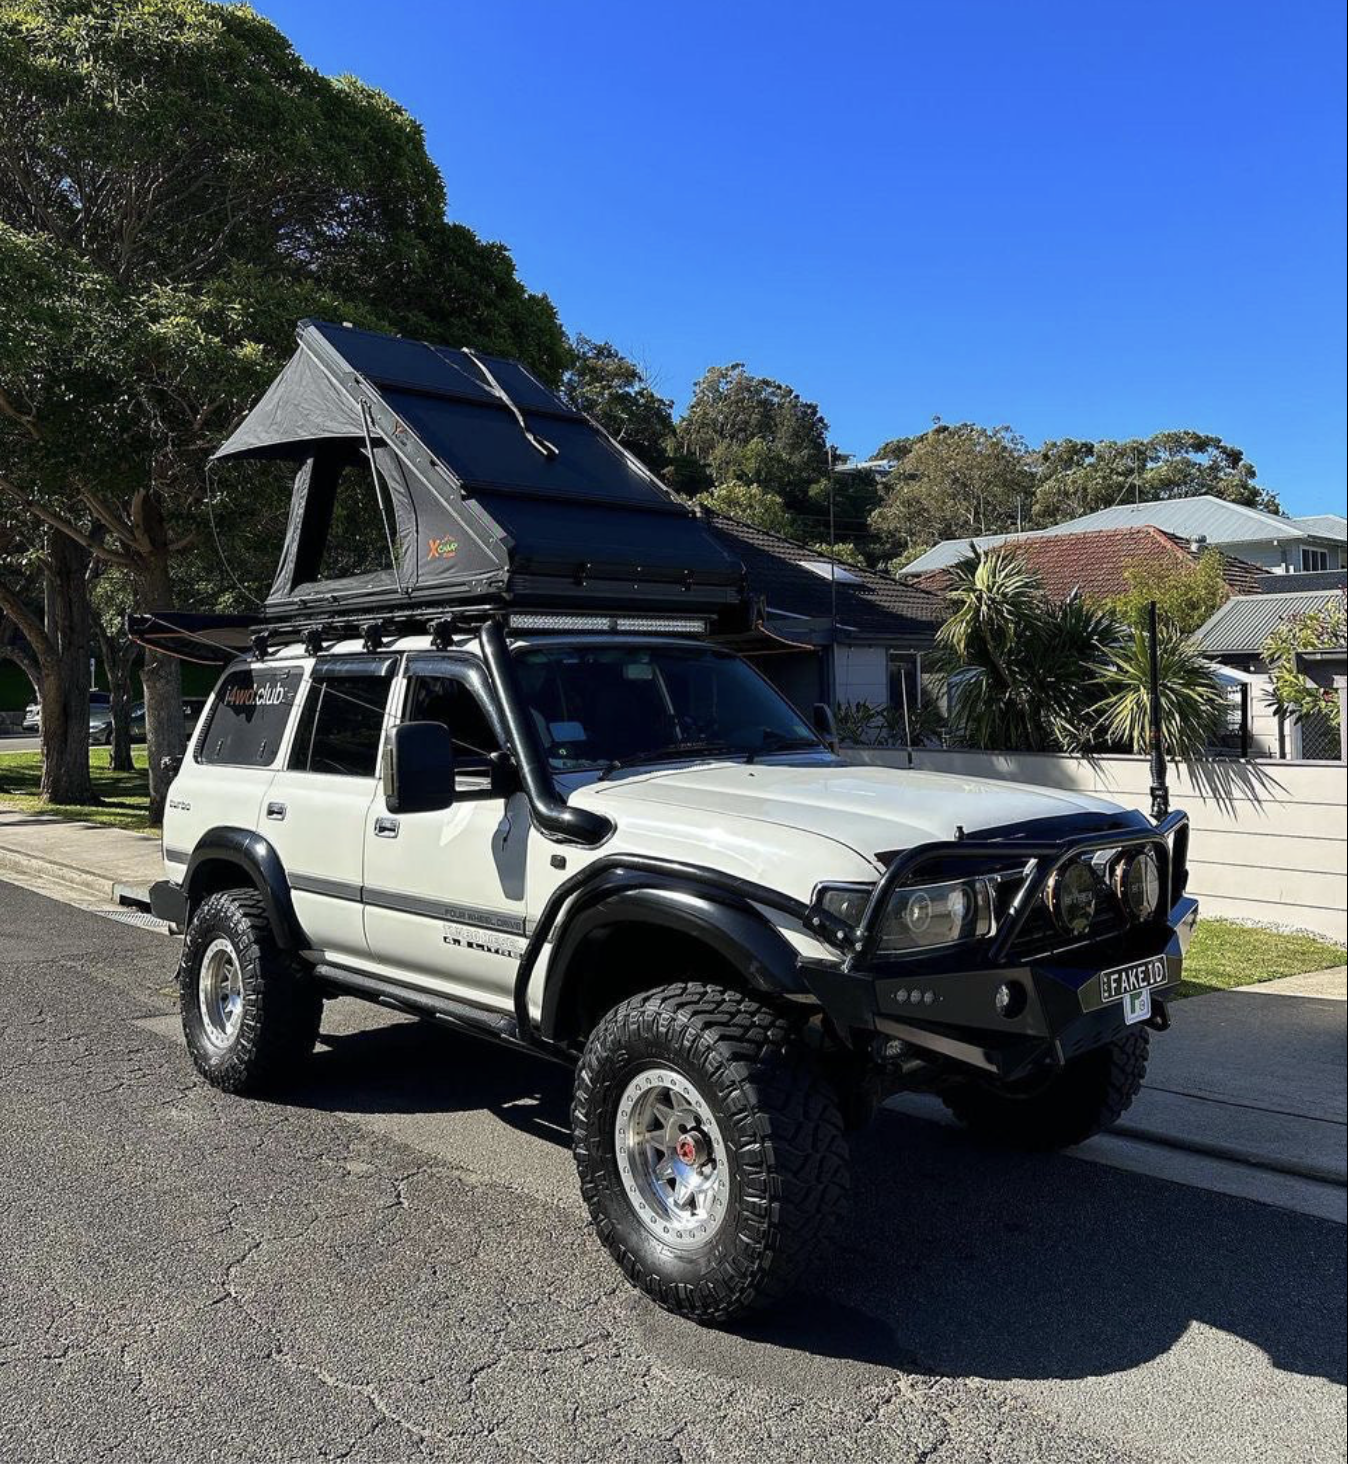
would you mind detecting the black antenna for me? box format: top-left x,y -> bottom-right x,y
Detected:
1147,600 -> 1169,821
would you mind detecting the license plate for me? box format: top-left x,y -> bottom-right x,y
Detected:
1097,956 -> 1169,1008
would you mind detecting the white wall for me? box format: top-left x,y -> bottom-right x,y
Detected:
847,746 -> 1348,943
833,645 -> 888,706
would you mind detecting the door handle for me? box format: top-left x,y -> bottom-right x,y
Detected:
266,801 -> 287,821
374,816 -> 400,838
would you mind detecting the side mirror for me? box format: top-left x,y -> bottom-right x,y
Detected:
812,702 -> 839,751
384,721 -> 455,814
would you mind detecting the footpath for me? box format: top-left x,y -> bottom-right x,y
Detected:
3,801 -> 1345,1223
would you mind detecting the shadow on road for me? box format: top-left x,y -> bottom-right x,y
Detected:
288,1007 -> 1347,1389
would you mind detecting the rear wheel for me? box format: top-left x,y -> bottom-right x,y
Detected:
572,981 -> 849,1323
179,889 -> 321,1094
941,1029 -> 1149,1151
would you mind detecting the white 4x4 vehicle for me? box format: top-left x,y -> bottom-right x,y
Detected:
153,617 -> 1197,1322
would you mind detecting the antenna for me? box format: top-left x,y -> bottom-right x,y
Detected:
1147,600 -> 1169,821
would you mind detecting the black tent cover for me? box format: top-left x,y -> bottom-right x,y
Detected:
213,320 -> 746,625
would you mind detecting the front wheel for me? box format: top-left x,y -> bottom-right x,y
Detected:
941,1029 -> 1149,1151
572,982 -> 849,1323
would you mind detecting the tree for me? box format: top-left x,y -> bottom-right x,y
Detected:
1261,597 -> 1347,734
1033,431 -> 1281,524
694,482 -> 805,540
561,336 -> 674,472
1096,624 -> 1228,757
675,364 -> 830,511
1106,548 -> 1232,635
869,423 -> 1035,563
0,0 -> 566,818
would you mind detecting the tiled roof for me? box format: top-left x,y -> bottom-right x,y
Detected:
901,494 -> 1328,574
1193,588 -> 1347,655
708,513 -> 945,645
908,526 -> 1267,602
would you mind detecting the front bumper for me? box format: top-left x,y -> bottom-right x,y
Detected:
801,895 -> 1199,1081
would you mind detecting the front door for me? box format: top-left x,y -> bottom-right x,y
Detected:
262,661 -> 394,963
361,656 -> 529,1012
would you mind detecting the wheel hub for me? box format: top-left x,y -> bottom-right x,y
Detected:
615,1068 -> 727,1249
198,936 -> 244,1051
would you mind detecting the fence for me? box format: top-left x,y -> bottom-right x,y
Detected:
845,747 -> 1348,943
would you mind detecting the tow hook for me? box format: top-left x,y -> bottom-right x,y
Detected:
1146,999 -> 1171,1033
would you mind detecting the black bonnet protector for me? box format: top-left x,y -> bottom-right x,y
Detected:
210,320 -> 747,626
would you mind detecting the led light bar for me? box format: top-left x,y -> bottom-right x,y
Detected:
508,612 -> 711,635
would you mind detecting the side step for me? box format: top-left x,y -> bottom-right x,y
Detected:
312,962 -> 570,1065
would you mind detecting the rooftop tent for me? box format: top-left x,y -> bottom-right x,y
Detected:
214,320 -> 746,622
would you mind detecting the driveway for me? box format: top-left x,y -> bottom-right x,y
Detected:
1,880 -> 1343,1463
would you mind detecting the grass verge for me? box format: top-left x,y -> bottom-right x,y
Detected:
1175,917 -> 1345,999
0,748 -> 152,831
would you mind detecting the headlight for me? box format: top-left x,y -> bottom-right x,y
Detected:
1114,848 -> 1161,922
878,876 -> 995,953
1045,860 -> 1097,936
816,875 -> 998,955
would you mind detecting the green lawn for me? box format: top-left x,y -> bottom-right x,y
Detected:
1175,918 -> 1345,999
0,748 -> 153,831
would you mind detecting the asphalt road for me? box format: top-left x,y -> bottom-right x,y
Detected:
0,733 -> 42,754
1,880 -> 1343,1464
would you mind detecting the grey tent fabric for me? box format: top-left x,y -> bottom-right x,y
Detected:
214,346 -> 364,462
213,320 -> 746,621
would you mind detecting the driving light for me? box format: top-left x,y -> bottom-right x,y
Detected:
819,885 -> 871,927
1046,860 -> 1097,937
1115,848 -> 1162,922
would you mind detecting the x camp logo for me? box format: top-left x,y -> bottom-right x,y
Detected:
427,536 -> 459,561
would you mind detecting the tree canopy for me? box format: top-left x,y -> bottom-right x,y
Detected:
561,336 -> 674,472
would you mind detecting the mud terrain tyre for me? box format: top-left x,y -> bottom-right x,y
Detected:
179,889 -> 321,1095
942,1029 -> 1149,1151
572,981 -> 849,1323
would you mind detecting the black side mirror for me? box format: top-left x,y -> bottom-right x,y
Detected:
487,749 -> 520,798
812,702 -> 839,751
384,721 -> 455,814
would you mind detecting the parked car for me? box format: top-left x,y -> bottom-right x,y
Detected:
153,624 -> 1197,1324
89,697 -> 142,745
21,701 -> 41,732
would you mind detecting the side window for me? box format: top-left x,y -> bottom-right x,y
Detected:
198,667 -> 300,767
288,675 -> 391,777
405,675 -> 500,776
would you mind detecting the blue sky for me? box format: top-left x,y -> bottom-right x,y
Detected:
253,0 -> 1345,517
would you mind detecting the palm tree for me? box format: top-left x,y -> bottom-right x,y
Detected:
1095,624 -> 1228,757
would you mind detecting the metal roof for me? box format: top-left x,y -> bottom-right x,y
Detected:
1290,514 -> 1348,540
1192,588 -> 1346,655
900,495 -> 1335,575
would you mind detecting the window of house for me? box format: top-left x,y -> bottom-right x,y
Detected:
288,675 -> 391,777
197,667 -> 300,767
1300,547 -> 1331,572
403,675 -> 501,778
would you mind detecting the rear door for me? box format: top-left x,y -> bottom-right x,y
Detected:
361,654 -> 529,1011
260,657 -> 395,964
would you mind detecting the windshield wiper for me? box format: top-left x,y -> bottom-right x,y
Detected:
597,740 -> 746,780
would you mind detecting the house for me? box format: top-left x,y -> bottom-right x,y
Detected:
900,495 -> 1347,578
1193,585 -> 1346,760
706,513 -> 945,718
906,524 -> 1267,602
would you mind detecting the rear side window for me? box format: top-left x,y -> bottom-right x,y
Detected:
288,675 -> 391,777
197,667 -> 300,767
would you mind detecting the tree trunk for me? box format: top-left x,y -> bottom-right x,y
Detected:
135,519 -> 184,824
37,533 -> 94,805
95,622 -> 139,773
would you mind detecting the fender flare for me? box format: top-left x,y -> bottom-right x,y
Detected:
183,827 -> 307,949
537,875 -> 809,1044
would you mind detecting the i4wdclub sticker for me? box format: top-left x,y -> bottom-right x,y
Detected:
442,921 -> 525,960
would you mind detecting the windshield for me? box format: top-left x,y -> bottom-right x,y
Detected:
513,643 -> 822,773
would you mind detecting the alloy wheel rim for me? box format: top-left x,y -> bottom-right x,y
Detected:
198,937 -> 244,1050
615,1068 -> 728,1249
